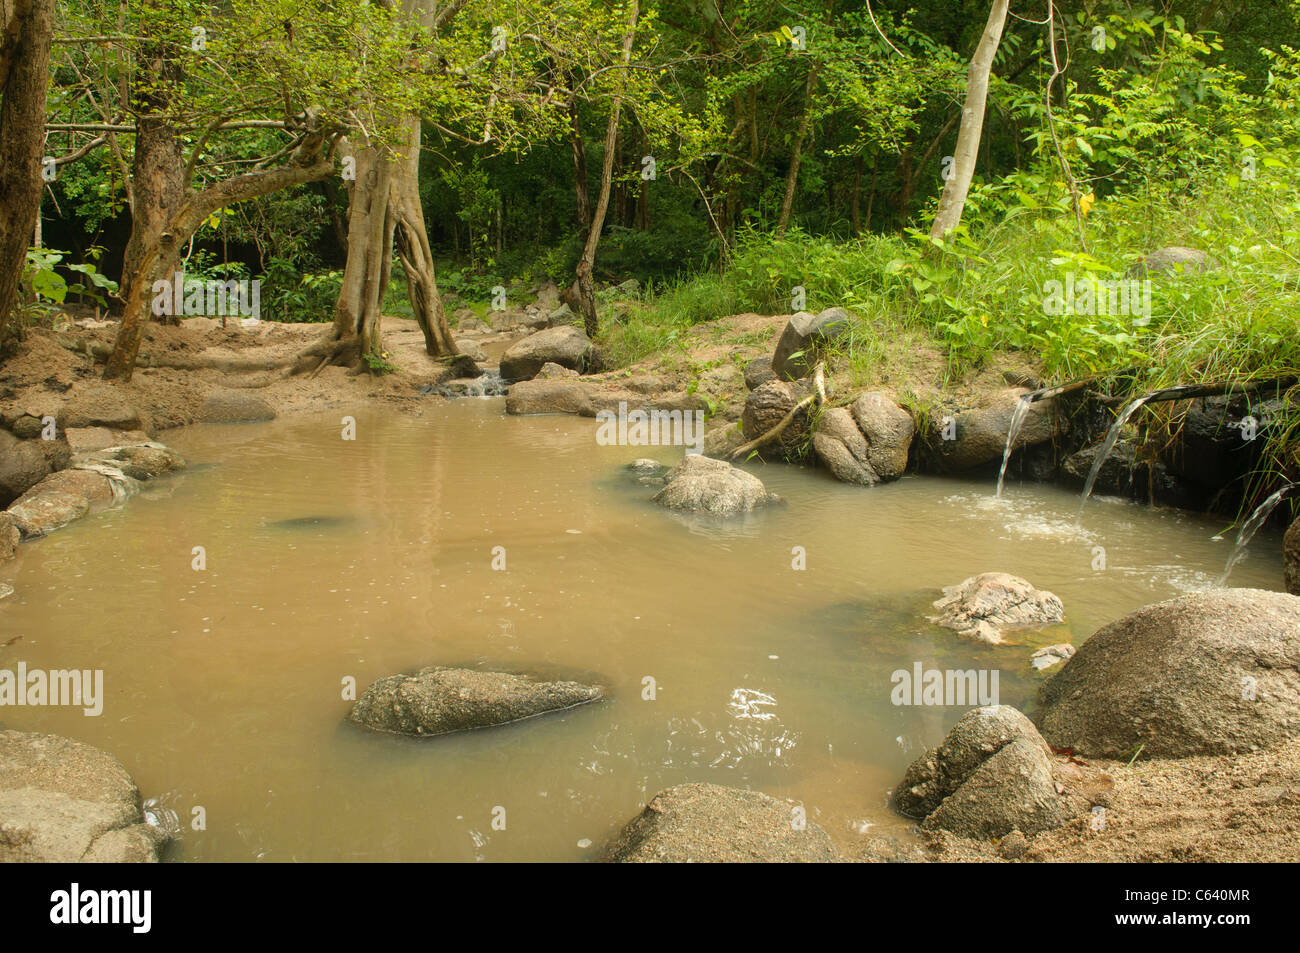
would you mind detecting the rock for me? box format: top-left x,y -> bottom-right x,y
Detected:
440,353 -> 482,380
651,454 -> 778,517
702,422 -> 746,459
894,706 -> 1065,839
602,783 -> 839,863
6,490 -> 91,538
491,308 -> 547,332
9,414 -> 42,439
930,573 -> 1065,645
1037,589 -> 1300,757
61,386 -> 143,429
1000,830 -> 1028,860
535,279 -> 561,310
535,361 -> 580,380
499,325 -> 592,382
36,435 -> 70,473
64,426 -> 117,453
1029,643 -> 1075,672
1132,246 -> 1214,276
771,307 -> 852,380
454,309 -> 487,333
349,666 -> 604,737
813,407 -> 877,485
0,582 -> 11,599
0,730 -> 167,862
92,444 -> 186,481
13,469 -> 115,508
454,339 -> 487,362
928,388 -> 1063,472
1062,439 -> 1142,495
741,380 -> 810,461
627,458 -> 667,477
0,513 -> 18,560
0,430 -> 51,507
546,303 -> 574,326
1158,395 -> 1262,493
505,379 -> 592,416
198,391 -> 276,423
743,358 -> 776,391
850,392 -> 915,481
1286,518 -> 1300,596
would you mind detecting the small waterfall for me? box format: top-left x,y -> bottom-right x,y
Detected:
1078,395 -> 1152,520
994,395 -> 1033,498
1218,484 -> 1297,586
433,371 -> 507,398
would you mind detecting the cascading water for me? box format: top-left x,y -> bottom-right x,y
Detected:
994,395 -> 1033,498
1077,395 -> 1152,521
1218,484 -> 1297,586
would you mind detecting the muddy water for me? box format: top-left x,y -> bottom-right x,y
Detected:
0,400 -> 1285,861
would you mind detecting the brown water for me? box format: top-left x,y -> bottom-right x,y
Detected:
0,399 -> 1285,861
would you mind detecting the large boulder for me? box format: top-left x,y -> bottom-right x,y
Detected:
499,325 -> 591,382
504,379 -> 592,416
198,391 -> 276,423
741,380 -> 810,461
771,307 -> 852,380
13,468 -> 116,508
1132,246 -> 1214,277
1038,589 -> 1300,758
61,386 -> 143,429
930,572 -> 1064,645
812,407 -> 875,485
743,358 -> 776,391
928,388 -> 1062,472
1286,518 -> 1300,596
0,430 -> 51,507
894,706 -> 1066,839
454,339 -> 488,362
349,666 -> 604,737
651,454 -> 778,517
93,443 -> 186,481
0,730 -> 168,862
850,392 -> 914,481
602,783 -> 839,863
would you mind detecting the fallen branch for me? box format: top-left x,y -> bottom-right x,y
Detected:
729,362 -> 826,461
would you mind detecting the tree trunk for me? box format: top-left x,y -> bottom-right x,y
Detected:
573,0 -> 639,339
929,0 -> 1010,240
389,117 -> 458,356
0,0 -> 53,344
568,94 -> 592,234
850,154 -> 863,236
327,142 -> 393,366
776,61 -> 820,237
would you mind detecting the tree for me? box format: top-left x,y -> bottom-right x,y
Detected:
929,0 -> 1010,240
0,0 -> 54,344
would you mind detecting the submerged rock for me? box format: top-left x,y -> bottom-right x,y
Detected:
349,666 -> 604,737
930,573 -> 1064,645
0,730 -> 169,862
504,379 -> 591,415
1037,589 -> 1300,758
894,706 -> 1065,839
602,783 -> 839,863
1029,643 -> 1075,672
499,325 -> 591,382
651,455 -> 779,517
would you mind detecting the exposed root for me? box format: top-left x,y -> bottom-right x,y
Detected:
730,361 -> 826,461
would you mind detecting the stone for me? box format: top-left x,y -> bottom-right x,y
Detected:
930,573 -> 1065,645
741,380 -> 810,462
0,430 -> 51,507
499,325 -> 591,382
454,339 -> 487,362
1132,246 -> 1214,277
0,730 -> 167,862
6,490 -> 91,538
504,380 -> 592,416
198,391 -> 276,423
1037,589 -> 1300,757
651,454 -> 778,517
771,307 -> 852,379
1286,517 -> 1300,596
602,783 -> 839,863
61,386 -> 143,429
349,666 -> 604,737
